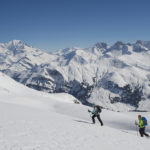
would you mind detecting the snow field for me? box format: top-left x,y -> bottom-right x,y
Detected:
0,72 -> 150,150
0,101 -> 150,150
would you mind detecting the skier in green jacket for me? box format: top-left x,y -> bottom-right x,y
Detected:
136,115 -> 149,137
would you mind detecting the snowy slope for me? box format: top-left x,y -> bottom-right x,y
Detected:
1,40 -> 150,111
0,72 -> 150,150
0,72 -> 79,108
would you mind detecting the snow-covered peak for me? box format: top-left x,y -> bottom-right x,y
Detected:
135,40 -> 150,50
9,39 -> 24,45
0,40 -> 56,71
133,40 -> 149,52
135,40 -> 143,45
111,41 -> 125,50
0,40 -> 31,56
94,42 -> 108,49
105,41 -> 132,56
6,40 -> 27,49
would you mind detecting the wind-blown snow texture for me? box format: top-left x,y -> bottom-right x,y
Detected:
0,72 -> 150,150
1,40 -> 150,111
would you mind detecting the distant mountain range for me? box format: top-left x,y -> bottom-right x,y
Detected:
1,40 -> 150,111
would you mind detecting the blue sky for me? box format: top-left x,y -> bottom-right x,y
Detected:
0,0 -> 150,52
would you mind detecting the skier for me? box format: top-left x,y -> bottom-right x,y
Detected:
135,115 -> 149,137
88,104 -> 103,126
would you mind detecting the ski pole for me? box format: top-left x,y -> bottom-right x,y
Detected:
135,120 -> 138,136
136,125 -> 138,136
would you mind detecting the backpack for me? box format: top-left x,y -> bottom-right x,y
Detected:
142,117 -> 148,126
96,105 -> 102,113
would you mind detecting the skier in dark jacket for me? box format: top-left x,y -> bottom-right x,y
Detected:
136,115 -> 149,137
88,104 -> 103,126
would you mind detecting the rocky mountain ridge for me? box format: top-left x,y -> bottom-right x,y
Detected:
1,40 -> 150,111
